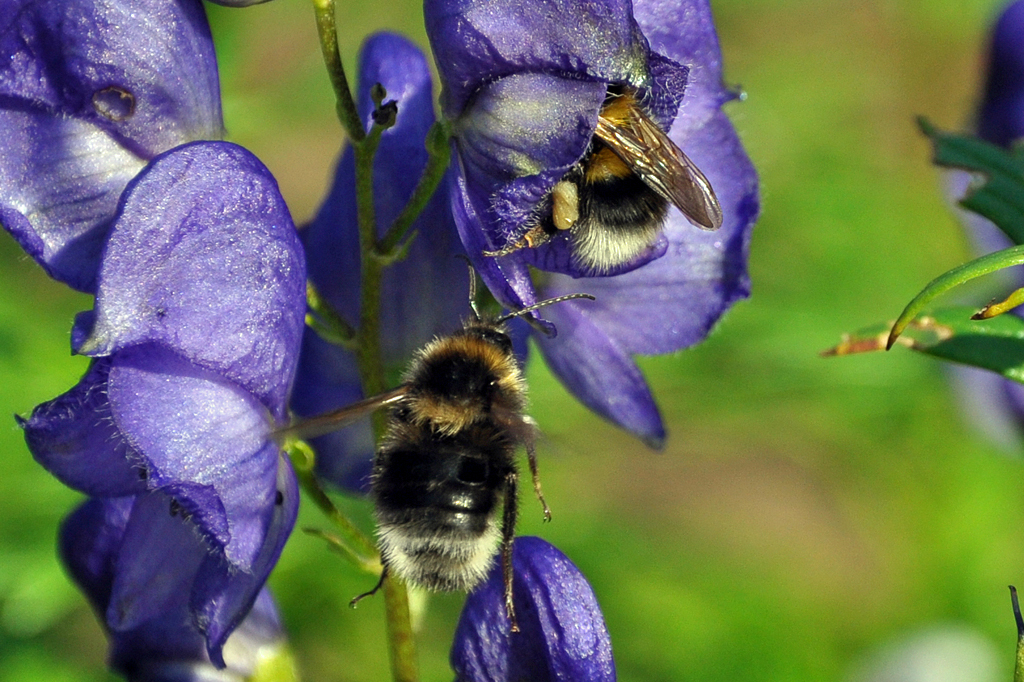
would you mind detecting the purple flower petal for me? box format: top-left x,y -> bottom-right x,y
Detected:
0,0 -> 223,291
105,491 -> 206,633
223,588 -> 287,665
61,495 -> 214,671
449,165 -> 539,311
191,456 -> 298,665
977,0 -> 1024,147
452,536 -> 615,682
107,344 -> 279,570
454,75 -> 605,193
633,0 -> 733,132
76,141 -> 306,418
425,0 -> 649,118
59,494 -> 290,679
21,358 -> 147,496
533,298 -> 665,447
59,496 -> 135,616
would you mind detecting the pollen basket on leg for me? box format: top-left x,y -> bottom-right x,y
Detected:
551,181 -> 579,230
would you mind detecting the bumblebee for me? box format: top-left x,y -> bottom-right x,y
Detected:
281,278 -> 593,628
489,87 -> 723,273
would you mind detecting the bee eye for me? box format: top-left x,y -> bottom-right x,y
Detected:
456,457 -> 488,485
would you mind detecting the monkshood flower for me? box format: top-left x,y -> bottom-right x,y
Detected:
427,0 -> 758,444
953,0 -> 1024,257
21,141 -> 306,663
60,496 -> 297,681
291,32 -> 468,491
0,0 -> 224,292
976,0 -> 1024,148
451,536 -> 615,682
947,0 -> 1024,449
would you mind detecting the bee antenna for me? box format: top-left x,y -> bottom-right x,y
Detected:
454,254 -> 483,320
497,293 -> 595,323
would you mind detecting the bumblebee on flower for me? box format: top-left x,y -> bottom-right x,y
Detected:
426,0 -> 759,444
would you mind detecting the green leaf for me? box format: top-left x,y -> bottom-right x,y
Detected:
887,244 -> 1024,348
919,117 -> 1024,243
823,306 -> 1024,384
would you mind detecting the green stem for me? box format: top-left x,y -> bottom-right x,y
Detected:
308,7 -> 419,675
354,127 -> 387,401
306,281 -> 358,350
311,0 -> 365,142
286,442 -> 378,565
377,122 -> 451,257
353,121 -> 419,680
384,577 -> 418,682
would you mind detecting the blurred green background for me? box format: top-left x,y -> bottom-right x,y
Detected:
1,0 -> 1021,680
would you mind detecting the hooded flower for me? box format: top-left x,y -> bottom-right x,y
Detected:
451,536 -> 615,682
0,0 -> 225,292
21,140 -> 306,662
946,0 -> 1024,449
60,495 -> 297,681
291,32 -> 469,491
977,0 -> 1024,148
426,0 -> 759,444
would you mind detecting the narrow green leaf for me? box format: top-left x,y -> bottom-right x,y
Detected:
918,117 -> 1024,243
887,245 -> 1024,348
824,306 -> 1024,384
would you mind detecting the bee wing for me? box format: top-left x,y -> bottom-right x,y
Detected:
490,406 -> 541,447
274,386 -> 408,442
595,109 -> 723,230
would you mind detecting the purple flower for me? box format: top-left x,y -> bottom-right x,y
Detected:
977,0 -> 1024,148
21,141 -> 305,662
291,32 -> 468,491
451,536 -> 615,682
947,0 -> 1024,449
427,0 -> 758,444
949,0 -> 1024,260
0,0 -> 224,292
60,496 -> 295,681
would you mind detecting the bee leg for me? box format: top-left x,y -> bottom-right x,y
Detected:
525,440 -> 552,522
349,564 -> 389,608
501,470 -> 520,633
483,225 -> 552,258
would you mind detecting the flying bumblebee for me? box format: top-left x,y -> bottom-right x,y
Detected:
279,277 -> 593,629
487,86 -> 723,273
